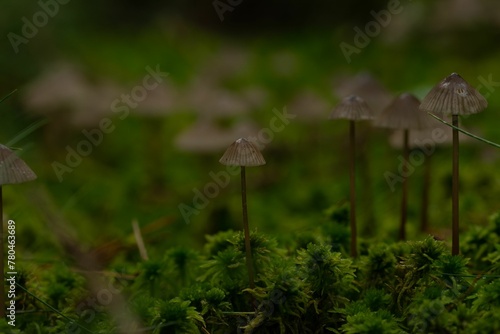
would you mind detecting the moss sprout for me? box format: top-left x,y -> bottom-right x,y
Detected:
151,299 -> 204,334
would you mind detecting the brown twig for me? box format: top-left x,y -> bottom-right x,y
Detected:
132,219 -> 149,261
30,187 -> 142,333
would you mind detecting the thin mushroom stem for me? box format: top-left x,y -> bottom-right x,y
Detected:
359,129 -> 375,237
452,115 -> 459,255
349,120 -> 357,258
400,129 -> 409,241
421,151 -> 431,233
0,186 -> 4,318
240,166 -> 255,289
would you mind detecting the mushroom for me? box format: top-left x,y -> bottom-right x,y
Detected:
329,95 -> 374,257
334,73 -> 393,233
375,93 -> 432,241
419,73 -> 487,255
0,145 -> 36,318
334,72 -> 393,115
219,138 -> 265,288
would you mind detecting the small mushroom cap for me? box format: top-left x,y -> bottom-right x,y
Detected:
419,73 -> 488,116
334,72 -> 393,114
329,95 -> 374,121
219,138 -> 266,167
375,93 -> 432,130
0,145 -> 37,185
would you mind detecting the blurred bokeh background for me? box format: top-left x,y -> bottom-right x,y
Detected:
1,0 -> 499,262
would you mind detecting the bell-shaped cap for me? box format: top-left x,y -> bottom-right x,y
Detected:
219,138 -> 266,167
0,145 -> 37,185
329,95 -> 374,121
419,73 -> 487,116
375,93 -> 432,130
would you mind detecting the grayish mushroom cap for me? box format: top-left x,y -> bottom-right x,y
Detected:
0,145 -> 37,185
419,73 -> 488,116
334,73 -> 393,115
375,93 -> 432,130
329,95 -> 374,121
219,138 -> 266,167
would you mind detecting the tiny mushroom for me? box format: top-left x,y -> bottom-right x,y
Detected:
334,72 -> 393,115
329,95 -> 374,257
419,72 -> 487,255
375,93 -> 432,241
0,144 -> 37,318
220,138 -> 265,289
